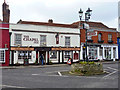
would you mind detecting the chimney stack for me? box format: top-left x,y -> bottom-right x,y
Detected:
2,0 -> 10,23
48,19 -> 53,23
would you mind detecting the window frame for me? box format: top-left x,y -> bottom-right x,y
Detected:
50,51 -> 57,59
0,49 -> 5,63
18,51 -> 32,60
108,34 -> 112,41
65,37 -> 70,47
40,35 -> 47,46
64,51 -> 71,58
98,33 -> 102,41
14,34 -> 22,45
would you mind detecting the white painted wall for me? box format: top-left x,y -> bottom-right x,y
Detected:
10,24 -> 80,47
31,51 -> 36,63
14,51 -> 18,64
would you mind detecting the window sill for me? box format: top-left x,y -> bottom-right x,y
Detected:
108,40 -> 113,44
98,40 -> 104,43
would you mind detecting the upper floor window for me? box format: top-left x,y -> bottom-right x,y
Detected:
65,37 -> 70,47
87,36 -> 92,40
15,34 -> 22,45
98,33 -> 102,41
108,34 -> 112,41
40,35 -> 46,46
0,49 -> 5,63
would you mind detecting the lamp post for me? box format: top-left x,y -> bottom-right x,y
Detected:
78,8 -> 92,62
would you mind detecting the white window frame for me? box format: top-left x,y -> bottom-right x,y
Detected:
65,37 -> 70,47
40,35 -> 46,46
0,49 -> 5,63
50,51 -> 57,59
98,33 -> 102,41
64,51 -> 71,58
14,34 -> 22,45
108,34 -> 112,41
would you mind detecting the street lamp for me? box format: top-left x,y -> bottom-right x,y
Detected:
78,8 -> 92,62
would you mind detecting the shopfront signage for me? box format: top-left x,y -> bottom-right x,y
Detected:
51,47 -> 80,51
11,47 -> 34,51
23,35 -> 39,44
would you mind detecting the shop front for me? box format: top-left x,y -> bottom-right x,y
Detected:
81,43 -> 118,61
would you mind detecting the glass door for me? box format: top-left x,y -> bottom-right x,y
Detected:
104,47 -> 111,60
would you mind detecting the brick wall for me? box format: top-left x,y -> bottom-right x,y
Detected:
81,29 -> 117,44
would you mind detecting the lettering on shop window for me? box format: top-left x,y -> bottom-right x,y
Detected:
23,35 -> 39,44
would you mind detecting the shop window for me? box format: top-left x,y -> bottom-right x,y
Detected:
108,34 -> 112,41
74,53 -> 78,59
65,37 -> 70,47
50,51 -> 57,59
18,51 -> 32,59
88,46 -> 97,60
0,50 -> 5,63
15,34 -> 22,45
40,35 -> 46,46
65,51 -> 70,58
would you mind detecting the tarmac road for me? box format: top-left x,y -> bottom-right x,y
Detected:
1,62 -> 119,89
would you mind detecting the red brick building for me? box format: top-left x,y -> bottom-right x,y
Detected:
73,21 -> 118,61
0,0 -> 10,66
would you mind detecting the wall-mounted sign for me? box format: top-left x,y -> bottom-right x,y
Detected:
55,33 -> 59,44
23,35 -> 39,44
87,31 -> 97,36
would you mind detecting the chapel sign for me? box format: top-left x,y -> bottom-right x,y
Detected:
23,35 -> 39,44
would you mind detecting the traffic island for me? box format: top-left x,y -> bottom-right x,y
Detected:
61,61 -> 106,76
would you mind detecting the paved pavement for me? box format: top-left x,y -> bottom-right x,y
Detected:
1,62 -> 119,89
0,61 -> 119,69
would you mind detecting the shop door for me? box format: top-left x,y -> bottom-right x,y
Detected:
105,48 -> 111,60
39,51 -> 46,64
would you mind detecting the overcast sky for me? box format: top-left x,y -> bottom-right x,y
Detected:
0,0 -> 119,30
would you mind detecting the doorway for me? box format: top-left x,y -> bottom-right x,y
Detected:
39,51 -> 46,65
104,47 -> 111,60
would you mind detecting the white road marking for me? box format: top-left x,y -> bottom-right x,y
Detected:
32,74 -> 40,75
103,67 -> 118,78
46,70 -> 69,73
58,71 -> 62,76
107,67 -> 118,71
0,85 -> 26,88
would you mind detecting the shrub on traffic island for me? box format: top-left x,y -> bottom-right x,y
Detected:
70,61 -> 104,76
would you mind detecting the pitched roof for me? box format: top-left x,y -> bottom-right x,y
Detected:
72,21 -> 116,30
17,20 -> 78,28
17,20 -> 116,31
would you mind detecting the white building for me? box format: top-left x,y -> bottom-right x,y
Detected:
9,20 -> 80,65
